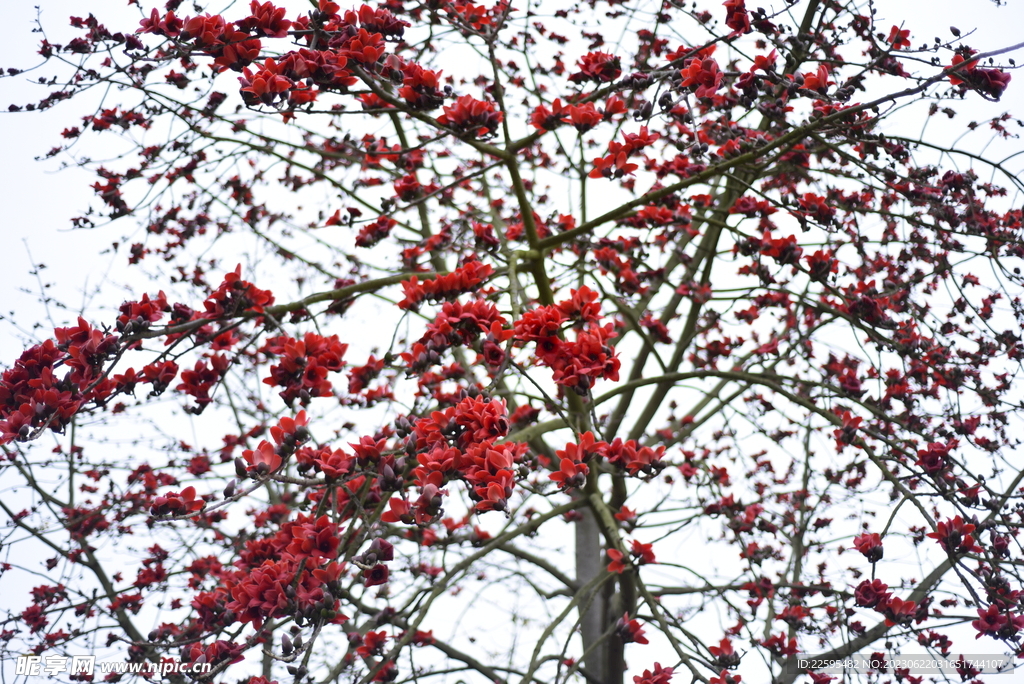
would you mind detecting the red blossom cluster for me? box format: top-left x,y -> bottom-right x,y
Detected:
949,51 -> 1012,99
397,261 -> 495,310
590,126 -> 661,179
261,333 -> 348,405
394,395 -> 528,514
436,95 -> 503,138
511,287 -> 621,394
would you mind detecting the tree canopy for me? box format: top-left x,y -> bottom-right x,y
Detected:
2,1 -> 1024,683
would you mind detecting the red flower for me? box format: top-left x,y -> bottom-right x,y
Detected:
203,264 -> 275,317
270,410 -> 309,448
151,486 -> 205,516
607,539 -> 656,573
804,249 -> 837,282
243,440 -> 283,475
616,613 -> 649,644
239,58 -> 293,106
565,103 -> 603,132
138,8 -> 184,37
887,25 -> 911,50
398,261 -> 495,310
751,49 -> 777,73
915,441 -> 952,476
285,514 -> 340,560
972,605 -> 1024,639
926,516 -> 982,555
776,605 -> 810,625
355,216 -> 396,248
880,596 -> 917,626
852,532 -> 883,562
590,149 -> 638,179
607,548 -> 627,574
437,95 -> 503,138
760,633 -> 797,657
971,67 -> 1012,99
723,0 -> 750,34
633,664 -> 673,684
362,564 -> 390,587
709,638 -> 740,667
237,1 -> 292,38
399,63 -> 444,110
381,497 -> 414,524
356,630 -> 388,658
346,4 -> 408,39
948,52 -> 978,87
800,64 -> 833,93
530,98 -> 570,131
854,579 -> 890,608
339,28 -> 386,64
569,52 -> 622,83
680,58 -> 722,99
549,457 -> 589,491
709,670 -> 741,684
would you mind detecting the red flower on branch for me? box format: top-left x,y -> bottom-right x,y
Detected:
852,532 -> 884,562
437,95 -> 503,138
887,25 -> 911,50
680,58 -> 723,98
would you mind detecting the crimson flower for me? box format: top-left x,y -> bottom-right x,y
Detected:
887,25 -> 911,50
852,532 -> 884,562
238,59 -> 292,106
616,613 -> 648,644
709,637 -> 740,668
948,52 -> 979,87
946,51 -> 1011,98
633,663 -> 673,684
237,1 -> 292,38
760,633 -> 797,657
549,457 -> 589,491
243,440 -> 283,475
569,51 -> 622,83
356,630 -> 388,658
680,58 -> 723,99
709,670 -> 741,684
362,564 -> 390,587
854,579 -> 890,608
723,0 -> 750,34
751,49 -> 778,73
972,605 -> 1024,639
339,28 -> 386,64
151,486 -> 205,516
926,516 -> 982,555
800,64 -> 833,93
880,596 -> 917,626
530,98 -> 569,131
607,548 -> 627,574
566,103 -> 602,132
437,95 -> 503,138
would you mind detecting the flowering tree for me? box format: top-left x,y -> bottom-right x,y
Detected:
2,1 -> 1024,684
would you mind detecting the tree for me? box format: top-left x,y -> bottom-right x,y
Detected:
2,0 -> 1023,683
